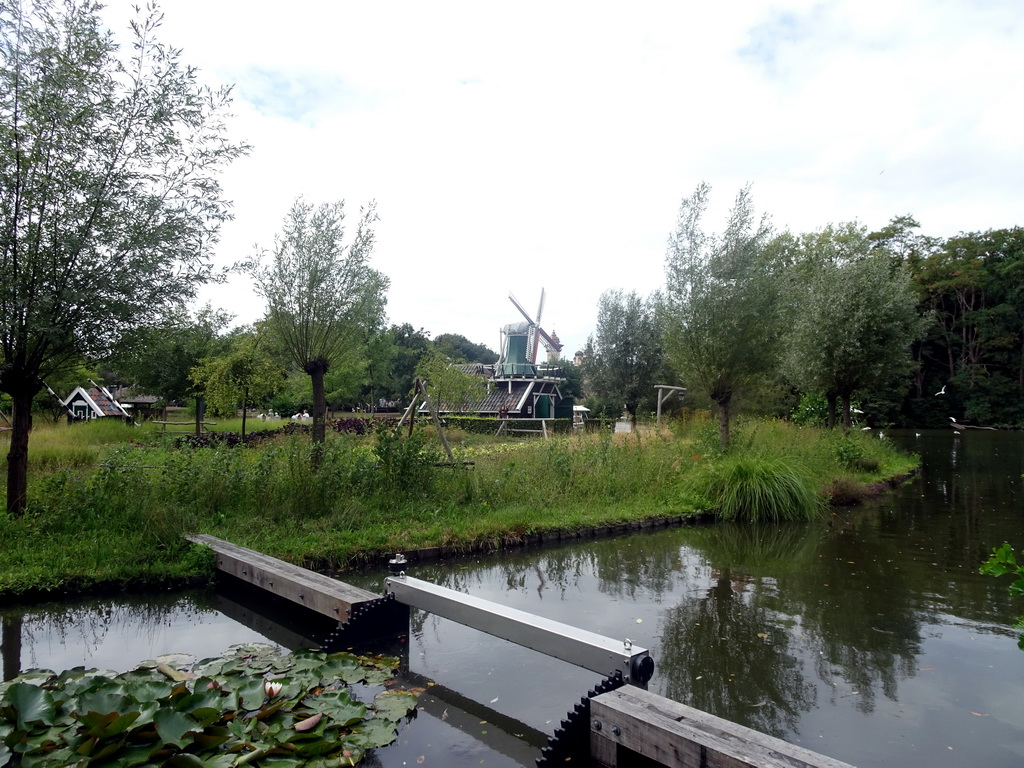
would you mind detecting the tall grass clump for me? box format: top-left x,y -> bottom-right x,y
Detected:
686,454 -> 823,522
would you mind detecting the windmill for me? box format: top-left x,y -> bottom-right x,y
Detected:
508,289 -> 563,363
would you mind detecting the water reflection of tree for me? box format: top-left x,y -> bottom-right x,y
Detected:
789,515 -> 921,714
401,516 -> 933,734
1,591 -> 219,678
656,521 -> 926,733
2,614 -> 22,680
657,530 -> 817,737
425,532 -> 691,604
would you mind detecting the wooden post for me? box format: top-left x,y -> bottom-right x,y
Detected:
394,394 -> 420,437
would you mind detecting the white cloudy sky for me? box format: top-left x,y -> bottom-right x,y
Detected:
103,0 -> 1022,357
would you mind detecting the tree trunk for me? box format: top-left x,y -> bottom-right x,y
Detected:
5,380 -> 41,516
826,392 -> 838,430
715,394 -> 731,449
841,392 -> 852,434
627,402 -> 638,434
308,360 -> 328,446
1019,335 -> 1024,396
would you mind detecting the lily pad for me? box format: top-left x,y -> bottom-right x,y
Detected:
373,690 -> 419,722
0,644 -> 421,768
6,682 -> 57,730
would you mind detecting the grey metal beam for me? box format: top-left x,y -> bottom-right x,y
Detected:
385,573 -> 654,687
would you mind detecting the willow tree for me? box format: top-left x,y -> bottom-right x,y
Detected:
783,228 -> 926,432
662,183 -> 779,448
248,199 -> 388,447
0,0 -> 246,515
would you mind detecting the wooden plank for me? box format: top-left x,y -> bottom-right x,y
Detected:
188,534 -> 379,622
590,687 -> 855,768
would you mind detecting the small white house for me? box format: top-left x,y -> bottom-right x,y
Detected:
62,386 -> 131,421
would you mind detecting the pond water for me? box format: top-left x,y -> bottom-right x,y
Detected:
3,428 -> 1024,767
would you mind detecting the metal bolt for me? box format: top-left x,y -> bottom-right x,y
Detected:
593,719 -> 602,731
611,724 -> 621,736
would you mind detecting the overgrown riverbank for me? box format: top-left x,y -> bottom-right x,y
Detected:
0,414 -> 918,600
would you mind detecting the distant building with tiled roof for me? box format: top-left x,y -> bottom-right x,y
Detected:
62,386 -> 131,421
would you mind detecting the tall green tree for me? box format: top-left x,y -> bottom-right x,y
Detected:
377,324 -> 432,402
190,330 -> 284,435
782,225 -> 926,432
247,199 -> 388,447
414,349 -> 486,414
913,227 -> 1024,425
113,306 -> 232,432
584,289 -> 662,431
433,333 -> 498,364
0,1 -> 246,513
662,183 -> 779,448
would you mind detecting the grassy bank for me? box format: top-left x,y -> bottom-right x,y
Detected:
0,414 -> 918,599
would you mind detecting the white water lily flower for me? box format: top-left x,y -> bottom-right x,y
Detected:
265,680 -> 283,698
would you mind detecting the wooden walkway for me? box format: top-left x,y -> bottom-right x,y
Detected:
187,534 -> 377,622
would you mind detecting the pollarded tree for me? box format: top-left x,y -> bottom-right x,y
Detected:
585,289 -> 662,431
662,183 -> 779,448
783,227 -> 926,432
0,1 -> 247,514
248,199 -> 388,447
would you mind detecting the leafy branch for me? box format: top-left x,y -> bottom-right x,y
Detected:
980,542 -> 1024,649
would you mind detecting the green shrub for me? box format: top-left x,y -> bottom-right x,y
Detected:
832,436 -> 865,469
368,425 -> 442,500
